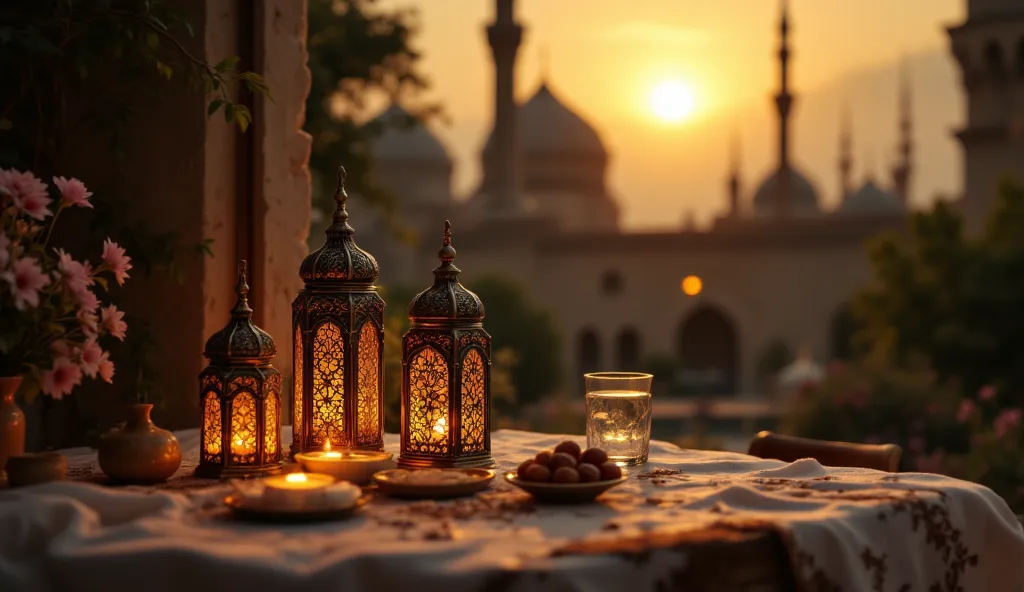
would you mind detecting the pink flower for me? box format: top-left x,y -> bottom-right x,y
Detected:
76,288 -> 98,313
55,249 -> 94,296
41,357 -> 82,400
101,304 -> 127,340
97,352 -> 115,383
978,385 -> 997,402
50,340 -> 73,358
0,169 -> 52,220
52,176 -> 93,209
79,339 -> 104,378
956,399 -> 977,424
101,239 -> 131,286
77,308 -> 99,336
2,256 -> 51,310
994,408 -> 1023,440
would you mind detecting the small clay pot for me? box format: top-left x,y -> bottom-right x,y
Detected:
98,404 -> 181,483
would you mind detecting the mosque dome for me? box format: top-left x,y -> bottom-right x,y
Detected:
369,104 -> 451,164
838,179 -> 903,215
484,83 -> 607,158
751,166 -> 822,217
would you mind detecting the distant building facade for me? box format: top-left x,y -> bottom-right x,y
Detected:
350,0 -> 1024,396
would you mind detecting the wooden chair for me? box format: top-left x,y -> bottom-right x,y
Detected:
747,431 -> 902,472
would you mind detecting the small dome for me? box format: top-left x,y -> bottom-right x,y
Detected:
484,82 -> 607,158
300,167 -> 380,285
408,221 -> 485,322
204,261 -> 277,364
369,105 -> 451,163
752,166 -> 822,217
838,179 -> 903,215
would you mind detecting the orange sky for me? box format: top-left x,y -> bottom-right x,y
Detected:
376,0 -> 965,229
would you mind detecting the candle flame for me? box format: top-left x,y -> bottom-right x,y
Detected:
433,416 -> 447,435
285,472 -> 308,483
324,439 -> 332,452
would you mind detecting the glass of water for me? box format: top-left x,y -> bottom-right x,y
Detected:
585,372 -> 654,466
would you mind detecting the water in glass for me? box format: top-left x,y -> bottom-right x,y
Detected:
586,389 -> 652,466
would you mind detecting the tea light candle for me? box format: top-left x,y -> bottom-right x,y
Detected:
262,472 -> 333,509
294,440 -> 394,485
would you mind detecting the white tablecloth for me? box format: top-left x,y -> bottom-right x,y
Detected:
1,428 -> 1023,592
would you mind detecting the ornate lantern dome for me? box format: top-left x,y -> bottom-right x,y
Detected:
203,261 -> 277,364
299,167 -> 380,286
407,221 -> 485,323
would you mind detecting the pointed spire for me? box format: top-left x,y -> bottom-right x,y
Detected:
773,0 -> 796,217
891,58 -> 913,206
839,103 -> 854,199
727,131 -> 742,217
329,166 -> 354,235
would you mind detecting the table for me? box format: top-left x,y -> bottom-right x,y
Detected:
1,428 -> 1023,592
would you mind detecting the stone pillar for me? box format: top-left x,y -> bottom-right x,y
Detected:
486,0 -> 524,216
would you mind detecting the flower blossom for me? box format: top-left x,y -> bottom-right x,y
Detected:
97,352 -> 115,383
101,304 -> 127,340
53,176 -> 93,209
978,385 -> 997,402
76,288 -> 98,313
79,339 -> 105,379
956,399 -> 977,424
995,408 -> 1023,440
0,169 -> 52,220
101,239 -> 132,285
41,357 -> 83,400
77,308 -> 99,335
2,256 -> 51,310
55,249 -> 94,296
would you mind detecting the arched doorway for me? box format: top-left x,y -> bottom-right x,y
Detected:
676,306 -> 739,395
616,328 -> 641,371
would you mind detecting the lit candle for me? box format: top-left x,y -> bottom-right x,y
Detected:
262,472 -> 334,509
432,416 -> 447,436
294,441 -> 394,485
232,437 -> 252,456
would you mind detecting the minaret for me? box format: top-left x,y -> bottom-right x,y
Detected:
890,63 -> 913,207
773,0 -> 795,217
727,132 -> 742,218
838,105 -> 853,200
486,0 -> 524,215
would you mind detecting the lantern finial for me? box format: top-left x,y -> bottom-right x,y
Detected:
439,220 -> 457,264
331,166 -> 352,232
232,260 -> 252,319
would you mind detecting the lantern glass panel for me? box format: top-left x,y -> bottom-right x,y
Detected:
203,391 -> 222,462
408,346 -> 450,455
264,393 -> 278,462
293,326 -> 303,436
230,390 -> 258,463
460,348 -> 486,453
356,322 -> 380,446
313,321 -> 345,445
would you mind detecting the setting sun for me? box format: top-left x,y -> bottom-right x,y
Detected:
650,80 -> 697,123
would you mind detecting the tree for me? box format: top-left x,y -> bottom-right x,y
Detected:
304,0 -> 441,231
467,276 -> 562,408
852,182 -> 1024,406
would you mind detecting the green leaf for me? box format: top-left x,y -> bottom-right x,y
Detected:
146,32 -> 159,50
46,323 -> 65,336
207,99 -> 223,116
93,276 -> 109,292
233,104 -> 252,132
19,375 -> 41,404
224,103 -> 235,123
214,56 -> 240,73
156,61 -> 173,80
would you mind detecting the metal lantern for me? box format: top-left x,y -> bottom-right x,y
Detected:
291,166 -> 385,455
196,261 -> 283,478
398,221 -> 495,469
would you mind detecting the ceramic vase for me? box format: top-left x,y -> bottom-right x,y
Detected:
0,376 -> 26,478
98,403 -> 181,484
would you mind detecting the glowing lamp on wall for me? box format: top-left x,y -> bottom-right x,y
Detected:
196,261 -> 283,478
398,221 -> 495,469
291,167 -> 385,455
